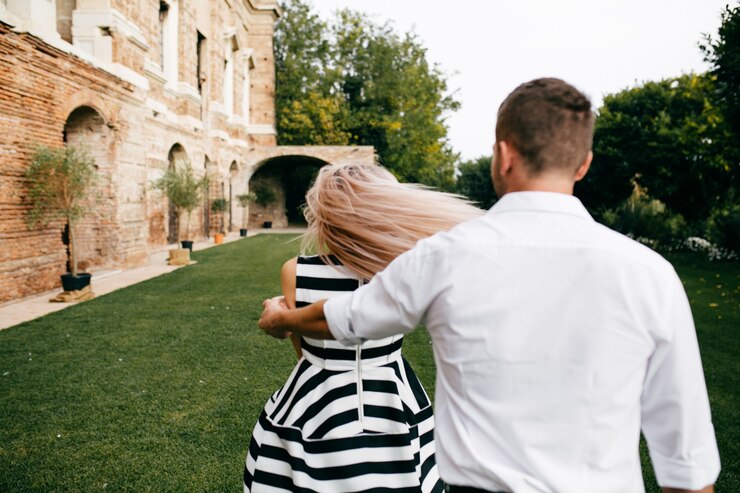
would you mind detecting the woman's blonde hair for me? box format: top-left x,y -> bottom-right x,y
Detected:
301,163 -> 484,280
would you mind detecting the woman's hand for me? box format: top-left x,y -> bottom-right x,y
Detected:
259,296 -> 292,339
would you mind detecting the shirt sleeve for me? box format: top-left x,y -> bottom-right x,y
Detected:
324,239 -> 446,346
641,270 -> 721,489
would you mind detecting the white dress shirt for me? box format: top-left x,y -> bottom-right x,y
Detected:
324,191 -> 720,493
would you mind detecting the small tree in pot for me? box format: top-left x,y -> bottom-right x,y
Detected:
235,192 -> 256,236
153,162 -> 208,260
25,145 -> 97,292
211,198 -> 228,244
252,183 -> 277,228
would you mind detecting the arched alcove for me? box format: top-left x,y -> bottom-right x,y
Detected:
229,161 -> 239,231
203,156 -> 224,237
62,105 -> 113,272
247,156 -> 327,229
166,143 -> 189,244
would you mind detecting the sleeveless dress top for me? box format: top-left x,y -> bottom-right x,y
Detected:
244,255 -> 443,492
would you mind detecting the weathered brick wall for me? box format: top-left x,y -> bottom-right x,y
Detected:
0,1 -> 308,304
0,21 -> 139,302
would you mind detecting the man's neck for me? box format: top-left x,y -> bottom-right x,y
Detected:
503,175 -> 576,195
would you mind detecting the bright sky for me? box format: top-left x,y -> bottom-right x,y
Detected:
312,0 -> 731,161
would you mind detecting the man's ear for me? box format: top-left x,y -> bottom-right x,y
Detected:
574,151 -> 593,182
498,141 -> 515,176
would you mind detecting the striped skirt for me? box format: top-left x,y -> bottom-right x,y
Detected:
243,339 -> 443,492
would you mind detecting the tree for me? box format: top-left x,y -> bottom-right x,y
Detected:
278,92 -> 352,145
211,198 -> 228,234
274,0 -> 460,189
456,155 -> 497,209
576,73 -> 735,225
153,163 -> 208,242
25,145 -> 97,277
236,193 -> 256,229
702,3 -> 740,144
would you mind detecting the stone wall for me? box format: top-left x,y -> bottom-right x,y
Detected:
0,1 -> 375,305
0,0 -> 282,304
0,21 -> 142,302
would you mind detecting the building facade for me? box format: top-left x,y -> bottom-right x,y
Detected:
0,0 -> 373,303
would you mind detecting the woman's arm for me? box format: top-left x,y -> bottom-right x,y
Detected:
280,257 -> 302,358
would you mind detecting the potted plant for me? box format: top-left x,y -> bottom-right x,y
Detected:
252,183 -> 277,228
153,162 -> 208,262
235,192 -> 256,236
25,145 -> 97,292
211,198 -> 228,244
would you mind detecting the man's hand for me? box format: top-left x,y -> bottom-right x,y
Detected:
259,296 -> 291,339
258,298 -> 334,341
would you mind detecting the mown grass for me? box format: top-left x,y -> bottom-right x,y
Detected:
0,238 -> 736,491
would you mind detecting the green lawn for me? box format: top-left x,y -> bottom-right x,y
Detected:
0,236 -> 737,492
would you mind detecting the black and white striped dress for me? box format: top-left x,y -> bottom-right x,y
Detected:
244,255 -> 443,493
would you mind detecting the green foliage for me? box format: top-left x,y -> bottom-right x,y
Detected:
153,164 -> 207,215
152,163 -> 208,241
235,193 -> 256,229
278,92 -> 353,145
274,0 -> 459,189
210,198 -> 228,213
235,193 -> 257,208
252,183 -> 277,207
577,73 -> 737,225
25,145 -> 97,276
600,187 -> 686,247
210,199 -> 228,234
706,201 -> 740,253
25,145 -> 96,228
455,155 -> 497,209
702,2 -> 740,144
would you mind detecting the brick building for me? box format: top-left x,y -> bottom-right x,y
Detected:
0,0 -> 373,303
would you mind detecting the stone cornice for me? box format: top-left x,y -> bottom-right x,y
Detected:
73,9 -> 149,52
244,0 -> 281,20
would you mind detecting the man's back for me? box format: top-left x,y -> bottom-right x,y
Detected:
401,192 -> 718,492
263,190 -> 721,492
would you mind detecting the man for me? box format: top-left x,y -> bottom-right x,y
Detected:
259,78 -> 720,493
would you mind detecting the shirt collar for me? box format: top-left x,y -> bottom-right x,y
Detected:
488,191 -> 594,221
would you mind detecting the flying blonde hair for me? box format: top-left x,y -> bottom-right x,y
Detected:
301,163 -> 484,280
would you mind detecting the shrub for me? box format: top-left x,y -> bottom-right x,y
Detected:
600,188 -> 686,248
706,204 -> 740,254
252,183 -> 277,207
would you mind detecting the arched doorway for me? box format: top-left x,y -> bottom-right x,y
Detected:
62,105 -> 112,271
203,157 -> 221,237
247,156 -> 327,229
166,144 -> 189,244
229,161 -> 239,231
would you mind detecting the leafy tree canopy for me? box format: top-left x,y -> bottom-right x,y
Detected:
455,155 -> 497,210
702,2 -> 740,143
25,145 -> 97,228
275,0 -> 459,189
576,73 -> 736,224
152,163 -> 207,215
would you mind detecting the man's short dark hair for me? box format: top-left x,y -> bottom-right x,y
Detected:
496,78 -> 595,175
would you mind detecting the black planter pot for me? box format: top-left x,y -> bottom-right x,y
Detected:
239,228 -> 248,237
61,273 -> 92,292
263,221 -> 272,229
180,240 -> 193,251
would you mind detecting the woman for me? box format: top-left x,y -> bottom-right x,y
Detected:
244,163 -> 483,492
